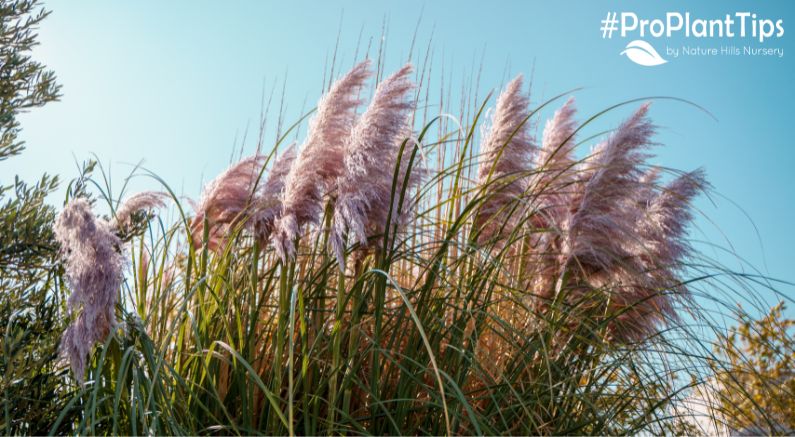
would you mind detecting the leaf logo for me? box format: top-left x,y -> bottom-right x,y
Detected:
621,40 -> 668,66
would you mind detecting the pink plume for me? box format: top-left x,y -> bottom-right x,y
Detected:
561,103 -> 654,271
537,97 -> 578,171
252,144 -> 297,245
272,60 -> 372,261
637,169 -> 706,268
331,63 -> 416,266
54,198 -> 124,382
111,191 -> 168,232
476,75 -> 535,243
604,169 -> 706,342
191,154 -> 267,251
530,98 -> 579,232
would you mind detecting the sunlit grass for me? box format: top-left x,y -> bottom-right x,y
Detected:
41,91 -> 788,435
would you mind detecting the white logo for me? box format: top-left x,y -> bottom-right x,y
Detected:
621,40 -> 668,66
602,11 -> 785,65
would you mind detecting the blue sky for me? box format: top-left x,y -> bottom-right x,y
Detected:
14,1 -> 794,313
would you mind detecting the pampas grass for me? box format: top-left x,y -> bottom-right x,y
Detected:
54,198 -> 123,382
190,154 -> 268,251
562,103 -> 653,274
331,63 -> 417,267
533,97 -> 578,226
252,144 -> 297,246
42,57 -> 786,437
475,75 -> 534,244
273,61 -> 372,261
111,191 -> 168,233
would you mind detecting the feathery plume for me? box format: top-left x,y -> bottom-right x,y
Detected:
54,198 -> 124,382
561,103 -> 654,271
529,103 -> 708,342
636,166 -> 662,208
272,60 -> 372,261
530,98 -> 579,231
190,154 -> 267,251
251,144 -> 297,245
521,100 -> 580,298
475,75 -> 535,243
637,169 -> 706,269
537,97 -> 578,171
602,169 -> 706,341
111,191 -> 168,233
331,63 -> 416,266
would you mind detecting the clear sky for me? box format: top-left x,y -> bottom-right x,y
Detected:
13,0 -> 795,313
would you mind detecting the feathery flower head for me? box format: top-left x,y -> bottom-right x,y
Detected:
561,103 -> 654,271
111,191 -> 168,234
191,154 -> 267,251
603,169 -> 706,342
331,63 -> 416,266
476,74 -> 535,243
273,60 -> 372,261
529,98 -> 579,230
251,144 -> 297,246
478,75 -> 535,184
54,198 -> 124,381
537,97 -> 578,173
528,103 -> 707,342
637,168 -> 706,268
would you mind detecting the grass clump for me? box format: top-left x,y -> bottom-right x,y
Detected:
39,59 -> 793,436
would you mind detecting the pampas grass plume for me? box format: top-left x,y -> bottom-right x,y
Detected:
54,198 -> 124,382
331,63 -> 416,266
273,60 -> 372,261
